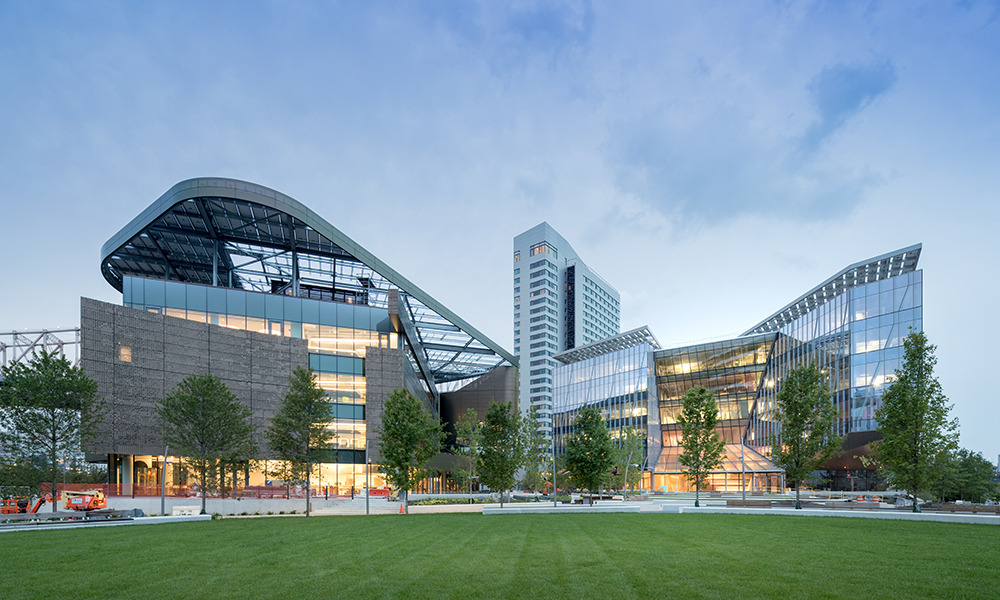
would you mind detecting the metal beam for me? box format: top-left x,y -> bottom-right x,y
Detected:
420,342 -> 497,356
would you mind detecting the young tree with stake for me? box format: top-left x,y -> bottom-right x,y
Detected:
376,389 -> 443,514
767,363 -> 842,509
452,408 -> 482,497
156,374 -> 258,515
873,331 -> 958,512
564,407 -> 614,505
266,366 -> 335,517
678,386 -> 725,507
479,400 -> 523,507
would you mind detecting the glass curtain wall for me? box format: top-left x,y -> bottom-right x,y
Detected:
747,270 -> 923,452
654,335 -> 776,447
552,343 -> 651,458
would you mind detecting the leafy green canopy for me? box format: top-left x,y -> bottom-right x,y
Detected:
478,401 -> 522,504
873,331 -> 958,510
376,389 -> 443,511
678,387 -> 725,504
768,363 -> 842,507
156,374 -> 258,514
519,405 -> 550,492
606,425 -> 645,493
564,407 -> 614,497
266,366 -> 335,515
0,350 -> 101,511
929,448 -> 998,503
452,408 -> 481,493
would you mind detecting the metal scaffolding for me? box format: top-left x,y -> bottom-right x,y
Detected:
0,329 -> 81,370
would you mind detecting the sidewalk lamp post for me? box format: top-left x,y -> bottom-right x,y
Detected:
160,445 -> 169,517
741,440 -> 746,502
552,432 -> 558,508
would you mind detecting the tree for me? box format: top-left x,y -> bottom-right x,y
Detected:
266,366 -> 335,517
156,374 -> 258,514
953,449 -> 996,504
0,350 -> 101,512
872,331 -> 958,512
767,363 -> 843,509
452,408 -> 481,496
564,407 -> 614,505
519,405 -> 550,494
376,389 -> 443,514
479,400 -> 523,508
677,386 -> 725,507
607,426 -> 645,496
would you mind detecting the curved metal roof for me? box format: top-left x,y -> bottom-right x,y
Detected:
100,177 -> 515,382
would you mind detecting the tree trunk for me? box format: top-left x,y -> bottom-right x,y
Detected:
695,475 -> 700,507
51,421 -> 58,512
201,464 -> 208,515
305,463 -> 311,517
912,485 -> 920,513
795,481 -> 801,509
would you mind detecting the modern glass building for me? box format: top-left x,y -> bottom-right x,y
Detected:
552,244 -> 923,493
82,177 -> 517,493
552,327 -> 660,458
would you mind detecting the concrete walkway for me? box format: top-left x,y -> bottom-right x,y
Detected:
678,505 -> 1000,525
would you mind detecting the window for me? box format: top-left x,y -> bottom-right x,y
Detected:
529,243 -> 557,259
514,250 -> 520,262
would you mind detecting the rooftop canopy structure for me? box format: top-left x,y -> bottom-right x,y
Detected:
100,177 -> 515,384
742,244 -> 922,336
553,326 -> 661,365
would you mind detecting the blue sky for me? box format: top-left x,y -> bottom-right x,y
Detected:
1,1 -> 998,459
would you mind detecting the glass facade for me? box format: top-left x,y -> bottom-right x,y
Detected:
654,335 -> 776,448
123,275 -> 400,465
551,251 -> 923,494
552,342 -> 651,456
748,269 -> 923,451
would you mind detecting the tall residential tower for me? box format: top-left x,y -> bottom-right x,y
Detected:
513,223 -> 620,434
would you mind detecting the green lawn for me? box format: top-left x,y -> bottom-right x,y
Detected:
2,513 -> 998,599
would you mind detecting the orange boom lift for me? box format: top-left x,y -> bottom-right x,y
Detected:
62,489 -> 107,511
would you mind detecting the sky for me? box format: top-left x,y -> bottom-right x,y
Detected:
1,1 -> 998,459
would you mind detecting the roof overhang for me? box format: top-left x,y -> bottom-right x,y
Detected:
741,244 -> 922,336
553,325 -> 661,365
100,177 -> 516,383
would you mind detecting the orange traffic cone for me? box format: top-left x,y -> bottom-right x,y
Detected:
399,502 -> 404,514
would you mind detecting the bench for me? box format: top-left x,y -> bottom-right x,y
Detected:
939,503 -> 1000,514
726,499 -> 772,508
172,505 -> 201,516
826,501 -> 880,510
709,491 -> 722,498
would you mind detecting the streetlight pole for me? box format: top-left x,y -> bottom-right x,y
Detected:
740,439 -> 746,502
161,445 -> 169,517
552,430 -> 558,508
365,451 -> 370,517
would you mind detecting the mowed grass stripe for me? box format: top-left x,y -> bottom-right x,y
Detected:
2,513 -> 999,599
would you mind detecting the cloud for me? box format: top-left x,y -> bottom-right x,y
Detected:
603,57 -> 898,224
422,0 -> 595,72
800,60 -> 897,153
